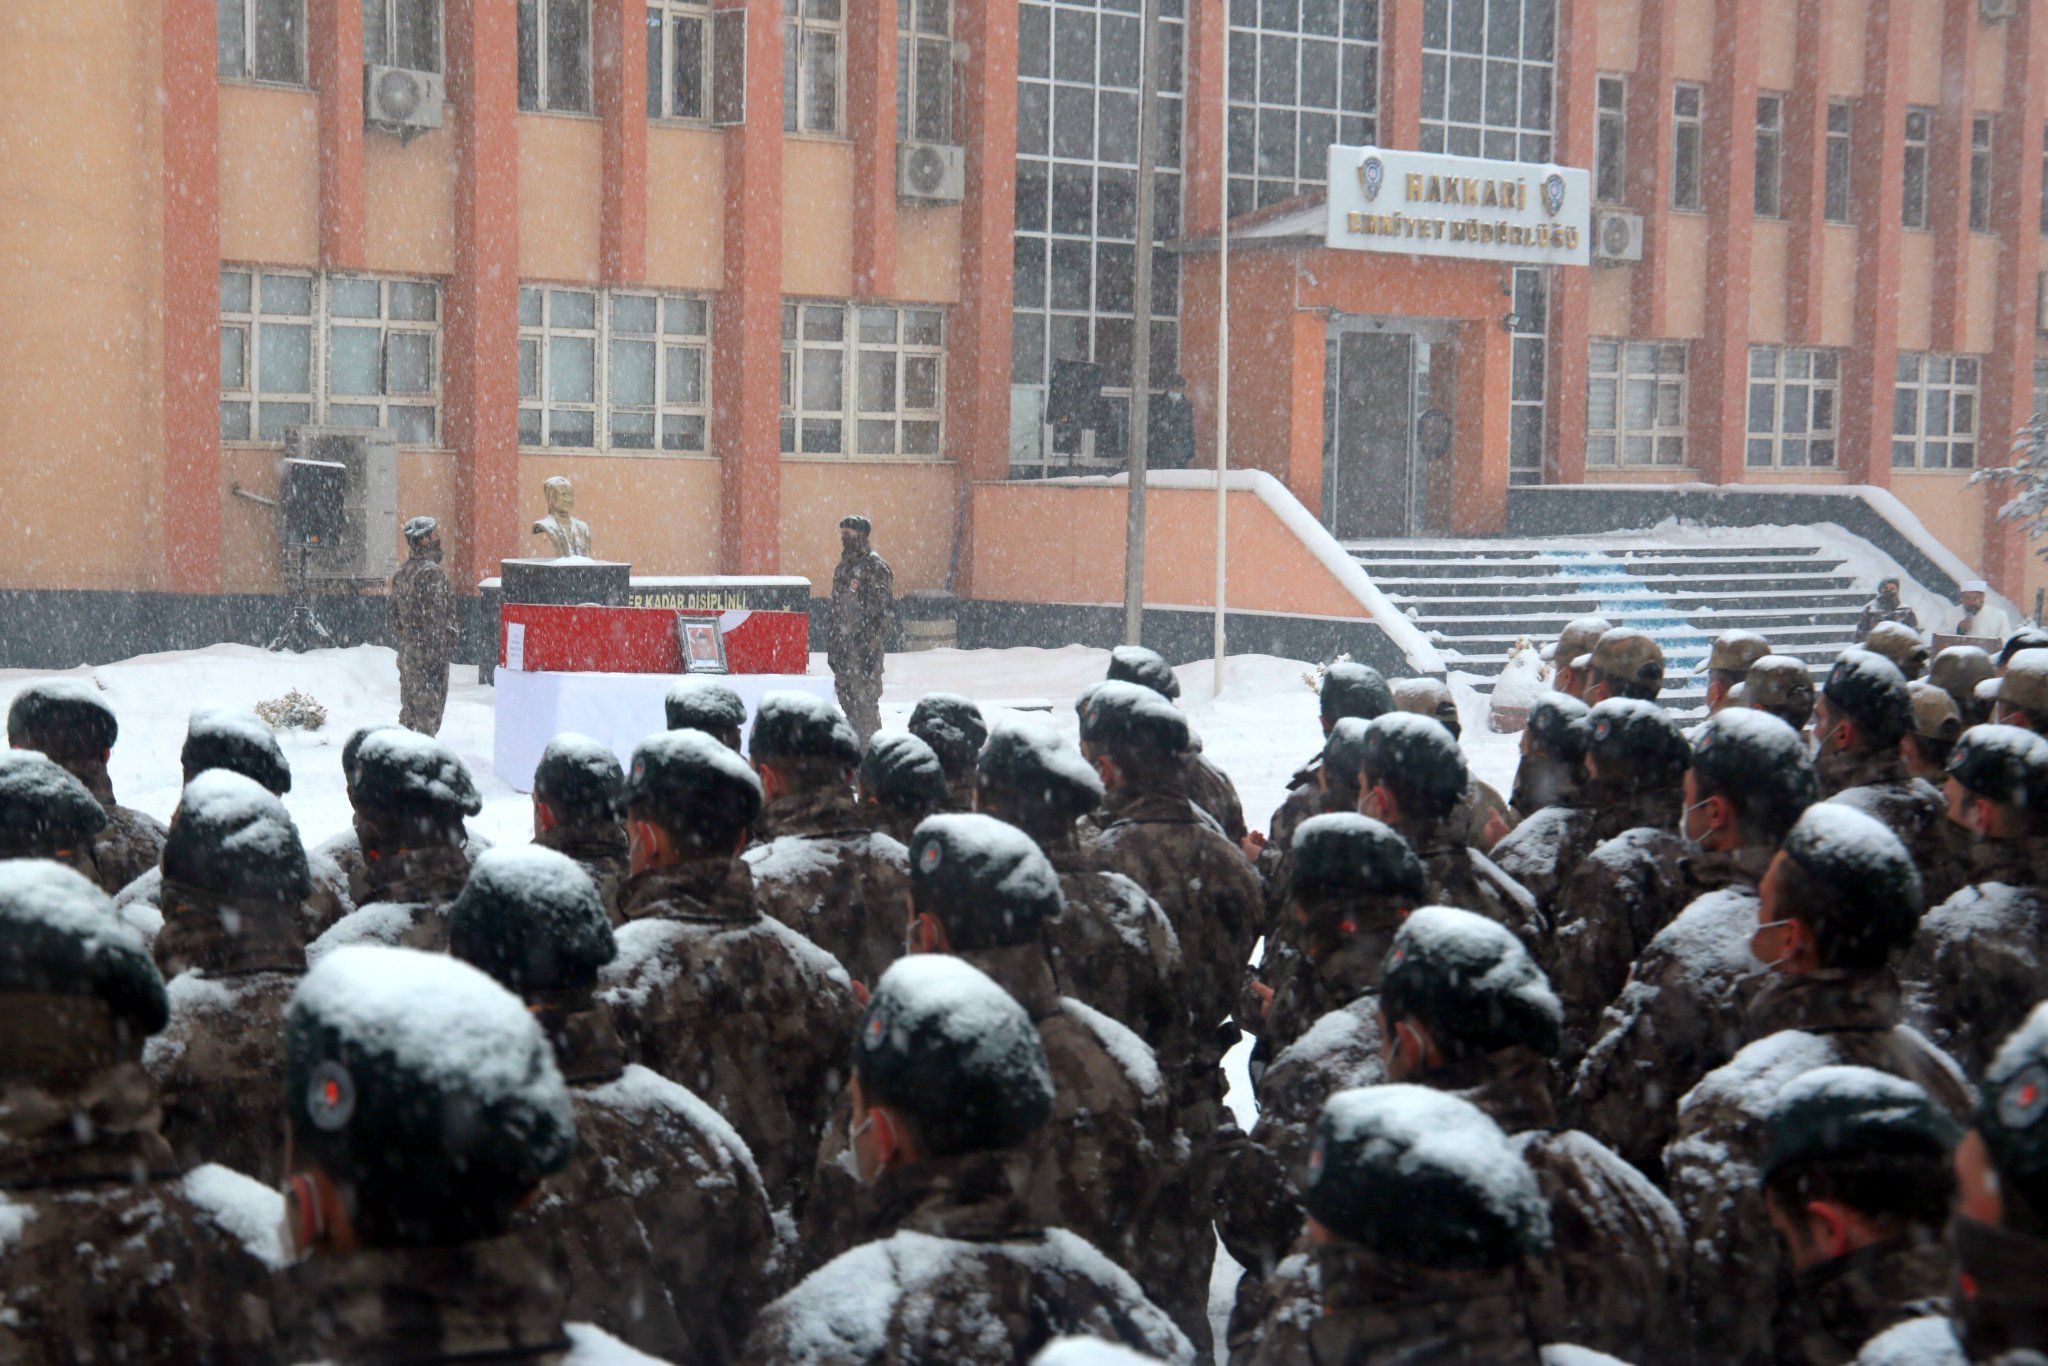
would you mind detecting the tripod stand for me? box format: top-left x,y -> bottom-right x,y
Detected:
270,543 -> 335,653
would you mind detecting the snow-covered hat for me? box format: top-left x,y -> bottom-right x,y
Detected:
0,860 -> 166,1040
1107,645 -> 1181,701
1698,629 -> 1772,677
350,728 -> 483,822
1762,1066 -> 1958,1182
447,846 -> 615,997
623,728 -> 763,838
664,676 -> 746,744
1961,579 -> 1991,594
162,769 -> 313,906
6,678 -> 118,758
532,733 -> 625,821
181,707 -> 290,795
1777,805 -> 1923,967
402,515 -> 438,543
860,732 -> 949,814
976,720 -> 1103,820
0,750 -> 106,853
1287,813 -> 1425,908
1379,906 -> 1562,1059
908,813 -> 1064,948
909,692 -> 989,775
1077,681 -> 1190,755
1319,661 -> 1394,723
750,691 -> 861,767
1946,723 -> 2048,808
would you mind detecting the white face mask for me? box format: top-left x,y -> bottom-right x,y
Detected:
1681,797 -> 1717,845
1749,917 -> 1797,973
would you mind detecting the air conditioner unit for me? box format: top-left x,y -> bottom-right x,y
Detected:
364,64 -> 445,134
897,142 -> 966,204
282,426 -> 400,582
1982,0 -> 2017,23
1592,209 -> 1645,264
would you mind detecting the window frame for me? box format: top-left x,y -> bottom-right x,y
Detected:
1507,266 -> 1548,486
647,0 -> 712,121
217,0 -> 308,86
782,0 -> 846,136
362,0 -> 443,73
1225,0 -> 1382,218
1754,91 -> 1784,218
1586,338 -> 1688,469
219,267 -> 443,449
518,0 -> 595,114
1672,82 -> 1703,212
1902,104 -> 1932,230
1745,345 -> 1840,470
781,300 -> 946,459
1892,352 -> 1981,470
1594,74 -> 1626,206
1824,100 -> 1853,224
1417,0 -> 1557,164
898,0 -> 955,145
1971,113 -> 1995,235
517,285 -> 714,454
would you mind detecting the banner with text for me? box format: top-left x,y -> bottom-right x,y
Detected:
1325,145 -> 1590,267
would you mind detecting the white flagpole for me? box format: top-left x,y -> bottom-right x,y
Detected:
1212,8 -> 1230,698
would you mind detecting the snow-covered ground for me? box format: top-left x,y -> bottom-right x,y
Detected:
0,640 -> 1522,1362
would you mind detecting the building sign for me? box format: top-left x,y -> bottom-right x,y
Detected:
1325,145 -> 1590,267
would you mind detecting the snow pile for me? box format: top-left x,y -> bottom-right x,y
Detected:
182,1163 -> 289,1269
1488,641 -> 1549,710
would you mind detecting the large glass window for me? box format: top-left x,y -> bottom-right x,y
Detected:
1594,75 -> 1625,205
1671,82 -> 1702,211
1825,101 -> 1852,223
1418,0 -> 1555,162
1972,114 -> 1995,234
899,0 -> 954,143
518,286 -> 711,452
648,0 -> 710,119
1508,267 -> 1547,485
1893,352 -> 1979,469
1226,0 -> 1379,218
1587,339 -> 1686,468
780,302 -> 945,457
218,0 -> 306,84
1746,346 -> 1839,469
1754,93 -> 1783,218
1903,105 -> 1931,229
518,0 -> 592,113
1012,0 -> 1187,474
220,268 -> 440,446
783,0 -> 844,134
362,0 -> 441,70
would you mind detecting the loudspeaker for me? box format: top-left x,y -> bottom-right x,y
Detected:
281,458 -> 349,548
1047,359 -> 1103,429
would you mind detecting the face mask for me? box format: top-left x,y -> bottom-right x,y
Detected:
1749,917 -> 1797,973
1680,797 -> 1717,847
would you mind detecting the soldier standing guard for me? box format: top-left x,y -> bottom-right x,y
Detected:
830,514 -> 893,746
390,515 -> 457,736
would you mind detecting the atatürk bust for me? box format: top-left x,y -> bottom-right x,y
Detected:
531,476 -> 593,559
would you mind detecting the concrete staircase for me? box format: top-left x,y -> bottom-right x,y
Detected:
1345,536 -> 1870,715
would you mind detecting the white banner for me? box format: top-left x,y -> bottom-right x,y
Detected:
1325,145 -> 1590,267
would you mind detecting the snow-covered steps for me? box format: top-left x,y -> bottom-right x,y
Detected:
1345,534 -> 1871,718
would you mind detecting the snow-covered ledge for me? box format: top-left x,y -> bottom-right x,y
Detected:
979,469 -> 1444,672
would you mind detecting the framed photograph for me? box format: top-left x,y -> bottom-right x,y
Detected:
678,617 -> 729,674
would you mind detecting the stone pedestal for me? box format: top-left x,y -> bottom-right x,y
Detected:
481,558 -> 631,682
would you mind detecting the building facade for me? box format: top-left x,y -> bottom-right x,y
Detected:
7,0 -> 2048,636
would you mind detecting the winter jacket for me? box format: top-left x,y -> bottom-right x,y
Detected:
1490,780 -> 1681,929
1819,751 -> 1963,906
1947,1215 -> 2048,1361
1039,828 -> 1189,1065
1408,821 -> 1544,954
745,1149 -> 1193,1365
1451,776 -> 1516,850
1856,598 -> 1919,640
312,824 -> 488,936
144,884 -> 306,1184
390,546 -> 459,662
1663,969 -> 1973,1365
1549,841 -> 1769,1068
1234,1242 -> 1549,1366
1902,837 -> 2047,1079
599,855 -> 860,1215
1258,758 -> 1324,884
1185,747 -> 1250,845
536,820 -> 633,925
828,548 -> 894,678
1509,749 -> 1583,823
1568,879 -> 1766,1180
520,997 -> 776,1363
746,787 -> 912,988
116,846 -> 355,947
62,757 -> 167,896
274,1227 -> 662,1364
1254,913 -> 1394,1067
0,1058 -> 277,1363
1771,1235 -> 1951,1366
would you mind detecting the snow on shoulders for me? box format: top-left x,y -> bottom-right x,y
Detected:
118,899 -> 164,946
758,912 -> 855,991
0,1191 -> 30,1254
746,835 -> 845,884
1989,1000 -> 2048,1086
1542,1347 -> 1634,1366
1277,997 -> 1385,1076
1032,1336 -> 1164,1366
1923,881 -> 2041,941
587,1063 -> 764,1190
1853,1315 -> 1966,1366
113,866 -> 161,911
1643,888 -> 1761,982
182,1163 -> 288,1269
1062,995 -> 1163,1099
1584,827 -> 1675,874
1677,1029 -> 1844,1121
562,1322 -> 672,1364
1493,806 -> 1583,875
0,860 -> 149,958
305,902 -> 420,963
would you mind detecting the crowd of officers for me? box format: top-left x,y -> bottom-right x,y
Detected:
9,612 -> 2048,1363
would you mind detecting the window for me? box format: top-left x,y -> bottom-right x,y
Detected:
1971,114 -> 1995,234
783,0 -> 843,134
217,0 -> 305,84
2035,355 -> 2048,420
1746,346 -> 1840,468
1418,0 -> 1556,162
1825,100 -> 1853,223
1903,105 -> 1931,229
518,286 -> 712,452
647,2 -> 747,123
363,0 -> 441,71
1508,267 -> 1547,485
1671,82 -> 1702,211
518,0 -> 592,113
1012,0 -> 1188,473
2040,123 -> 2048,235
780,302 -> 944,457
1754,93 -> 1783,217
1587,339 -> 1687,467
220,268 -> 440,446
899,0 -> 953,144
1226,0 -> 1381,217
1594,75 -> 1625,205
1893,353 -> 1979,469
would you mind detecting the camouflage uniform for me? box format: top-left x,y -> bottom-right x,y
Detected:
143,887 -> 306,1184
521,997 -> 776,1362
746,787 -> 912,986
1568,881 -> 1765,1179
1409,821 -> 1544,954
1259,757 -> 1322,879
311,824 -> 488,937
116,849 -> 355,948
63,758 -> 167,896
1901,837 -> 2046,1079
1185,747 -> 1249,845
829,543 -> 894,746
1451,775 -> 1516,849
1038,827 -> 1188,1058
599,855 -> 860,1214
1491,781 -> 1681,927
1772,1236 -> 1951,1366
1253,913 -> 1392,1067
0,1058 -> 277,1363
1819,751 -> 1963,906
745,1149 -> 1192,1365
1664,970 -> 1974,1364
536,820 -> 633,925
389,539 -> 459,736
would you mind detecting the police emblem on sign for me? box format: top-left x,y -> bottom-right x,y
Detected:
1542,172 -> 1567,217
1359,155 -> 1385,202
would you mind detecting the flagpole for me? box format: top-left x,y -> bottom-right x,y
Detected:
1211,7 -> 1230,698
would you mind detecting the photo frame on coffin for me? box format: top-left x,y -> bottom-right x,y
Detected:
677,617 -> 729,674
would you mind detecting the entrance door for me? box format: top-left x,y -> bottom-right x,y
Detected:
1327,331 -> 1415,539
